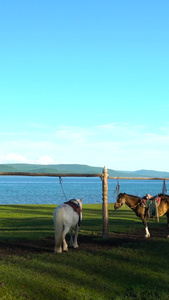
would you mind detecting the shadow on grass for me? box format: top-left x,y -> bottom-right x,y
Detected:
1,235 -> 169,300
0,204 -> 169,300
0,205 -> 55,216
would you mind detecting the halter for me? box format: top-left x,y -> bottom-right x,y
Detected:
115,202 -> 124,208
115,195 -> 126,207
116,194 -> 141,209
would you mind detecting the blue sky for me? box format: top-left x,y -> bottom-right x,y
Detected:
0,0 -> 169,171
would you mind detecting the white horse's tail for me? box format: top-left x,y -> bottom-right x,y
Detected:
53,208 -> 64,253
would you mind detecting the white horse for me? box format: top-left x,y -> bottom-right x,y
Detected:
53,198 -> 82,253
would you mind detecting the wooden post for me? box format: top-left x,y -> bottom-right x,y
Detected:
101,166 -> 109,238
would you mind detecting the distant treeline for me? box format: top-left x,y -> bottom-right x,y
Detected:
0,163 -> 169,178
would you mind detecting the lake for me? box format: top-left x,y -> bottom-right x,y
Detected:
0,176 -> 168,205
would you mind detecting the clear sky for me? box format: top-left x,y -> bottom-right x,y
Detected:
0,0 -> 169,171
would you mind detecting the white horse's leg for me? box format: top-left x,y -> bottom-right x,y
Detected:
69,228 -> 74,247
54,244 -> 62,254
145,226 -> 150,238
53,208 -> 63,254
73,225 -> 79,248
62,226 -> 70,252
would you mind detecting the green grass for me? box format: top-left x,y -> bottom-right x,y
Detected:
0,204 -> 169,300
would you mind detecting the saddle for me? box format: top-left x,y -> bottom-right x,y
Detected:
141,194 -> 161,221
65,199 -> 82,226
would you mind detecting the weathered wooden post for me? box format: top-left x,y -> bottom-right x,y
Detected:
101,166 -> 109,238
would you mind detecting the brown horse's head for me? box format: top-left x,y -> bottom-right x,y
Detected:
114,193 -> 126,210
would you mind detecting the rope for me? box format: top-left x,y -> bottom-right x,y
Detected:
162,179 -> 167,194
59,176 -> 68,201
114,178 -> 120,197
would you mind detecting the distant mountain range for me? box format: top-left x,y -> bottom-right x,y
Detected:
0,163 -> 169,178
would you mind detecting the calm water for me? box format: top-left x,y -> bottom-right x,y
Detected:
0,176 -> 168,205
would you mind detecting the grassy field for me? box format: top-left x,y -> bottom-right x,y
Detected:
0,203 -> 169,300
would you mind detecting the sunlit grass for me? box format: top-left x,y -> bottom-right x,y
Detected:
0,204 -> 169,299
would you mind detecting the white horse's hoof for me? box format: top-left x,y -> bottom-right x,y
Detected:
145,235 -> 150,238
54,249 -> 62,254
73,245 -> 79,249
54,247 -> 62,254
63,248 -> 68,252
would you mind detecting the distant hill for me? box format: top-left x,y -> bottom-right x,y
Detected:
128,169 -> 169,178
0,164 -> 169,178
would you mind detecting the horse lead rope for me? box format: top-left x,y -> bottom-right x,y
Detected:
162,179 -> 167,194
130,202 -> 140,209
59,176 -> 68,201
114,178 -> 120,196
125,196 -> 141,209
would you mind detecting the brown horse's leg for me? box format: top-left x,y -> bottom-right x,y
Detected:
166,213 -> 169,238
141,215 -> 150,238
167,213 -> 169,229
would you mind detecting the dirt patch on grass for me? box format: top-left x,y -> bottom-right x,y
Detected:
79,226 -> 169,251
0,226 -> 168,257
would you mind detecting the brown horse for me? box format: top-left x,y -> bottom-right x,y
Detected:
114,193 -> 169,238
